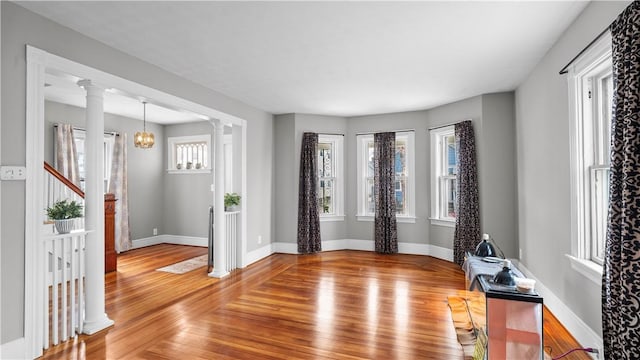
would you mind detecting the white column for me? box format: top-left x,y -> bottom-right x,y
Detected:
77,80 -> 114,334
209,119 -> 228,278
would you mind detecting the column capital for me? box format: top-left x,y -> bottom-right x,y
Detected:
77,79 -> 106,94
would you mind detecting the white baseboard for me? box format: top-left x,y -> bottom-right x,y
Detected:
131,235 -> 207,249
244,244 -> 274,267
514,260 -> 603,356
273,242 -> 297,254
0,337 -> 25,359
269,239 -> 453,262
163,235 -> 207,247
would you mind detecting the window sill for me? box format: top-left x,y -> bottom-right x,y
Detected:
320,215 -> 345,222
429,218 -> 455,228
167,169 -> 212,175
565,254 -> 602,286
355,215 -> 416,223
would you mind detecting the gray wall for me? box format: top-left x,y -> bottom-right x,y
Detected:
346,110 -> 431,243
274,113 -> 349,244
1,2 -> 274,344
515,0 -> 630,337
274,94 -> 517,257
424,95 -> 482,249
44,100 -> 166,241
163,121 -> 215,238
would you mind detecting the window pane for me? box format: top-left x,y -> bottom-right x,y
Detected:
591,168 -> 609,263
318,179 -> 334,214
395,177 -> 407,214
318,143 -> 333,178
366,177 -> 375,214
599,75 -> 613,164
445,134 -> 457,175
395,139 -> 407,176
366,141 -> 374,178
441,177 -> 457,219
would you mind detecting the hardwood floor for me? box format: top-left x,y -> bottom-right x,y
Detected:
41,244 -> 590,359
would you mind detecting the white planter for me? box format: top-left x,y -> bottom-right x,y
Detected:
54,219 -> 76,234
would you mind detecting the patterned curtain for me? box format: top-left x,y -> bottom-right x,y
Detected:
297,132 -> 322,254
374,132 -> 398,254
108,134 -> 131,253
603,2 -> 640,359
55,124 -> 81,186
453,120 -> 480,266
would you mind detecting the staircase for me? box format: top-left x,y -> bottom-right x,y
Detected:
41,162 -> 116,349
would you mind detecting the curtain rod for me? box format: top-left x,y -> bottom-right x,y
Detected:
428,123 -> 458,131
54,123 -> 119,136
318,133 -> 344,136
428,119 -> 473,131
355,129 -> 415,136
558,27 -> 609,75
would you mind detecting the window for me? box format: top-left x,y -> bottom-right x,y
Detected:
318,134 -> 344,221
72,129 -> 115,193
356,131 -> 415,222
430,126 -> 457,226
568,32 -> 612,277
167,135 -> 211,173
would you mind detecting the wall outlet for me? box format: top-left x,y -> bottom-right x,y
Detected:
153,228 -> 158,236
519,248 -> 523,260
0,166 -> 26,180
258,235 -> 262,244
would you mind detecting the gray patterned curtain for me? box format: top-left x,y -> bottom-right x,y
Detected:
374,132 -> 398,254
55,124 -> 81,187
297,132 -> 321,254
108,134 -> 131,253
453,120 -> 480,266
603,2 -> 640,359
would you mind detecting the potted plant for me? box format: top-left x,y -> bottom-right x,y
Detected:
46,199 -> 83,234
224,192 -> 241,211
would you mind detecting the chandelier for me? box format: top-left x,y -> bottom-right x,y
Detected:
134,101 -> 155,148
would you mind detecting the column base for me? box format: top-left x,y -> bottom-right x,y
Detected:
208,269 -> 230,278
83,314 -> 114,335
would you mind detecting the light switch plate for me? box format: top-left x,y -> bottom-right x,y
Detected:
0,166 -> 27,180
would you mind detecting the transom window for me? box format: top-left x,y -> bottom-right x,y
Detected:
167,135 -> 211,173
430,126 -> 458,225
318,134 -> 344,221
356,131 -> 415,222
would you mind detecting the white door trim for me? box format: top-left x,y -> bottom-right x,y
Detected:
24,45 -> 248,358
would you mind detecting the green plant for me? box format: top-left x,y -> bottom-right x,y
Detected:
224,192 -> 241,209
46,199 -> 83,220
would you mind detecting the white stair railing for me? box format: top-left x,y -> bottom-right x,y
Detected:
42,231 -> 88,349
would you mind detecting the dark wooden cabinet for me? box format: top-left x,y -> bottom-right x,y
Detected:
104,193 -> 117,273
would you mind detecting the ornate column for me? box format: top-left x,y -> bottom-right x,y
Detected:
209,119 -> 229,278
77,79 -> 114,334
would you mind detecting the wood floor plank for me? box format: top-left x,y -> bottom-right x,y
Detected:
40,245 -> 591,359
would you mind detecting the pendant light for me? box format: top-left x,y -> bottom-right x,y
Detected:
134,101 -> 155,148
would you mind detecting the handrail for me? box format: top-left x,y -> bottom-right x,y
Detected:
44,161 -> 84,198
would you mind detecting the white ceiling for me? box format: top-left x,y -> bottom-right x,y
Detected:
20,1 -> 589,118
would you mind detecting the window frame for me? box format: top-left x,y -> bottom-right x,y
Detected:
167,134 -> 212,174
68,129 -> 115,193
317,134 -> 345,221
567,31 -> 612,284
429,125 -> 457,227
356,131 -> 415,223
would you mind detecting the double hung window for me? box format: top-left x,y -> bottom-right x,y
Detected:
317,134 -> 344,221
430,126 -> 457,225
356,131 -> 415,222
568,32 -> 612,280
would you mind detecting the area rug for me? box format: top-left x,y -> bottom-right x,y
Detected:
156,254 -> 208,274
448,292 -> 487,360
